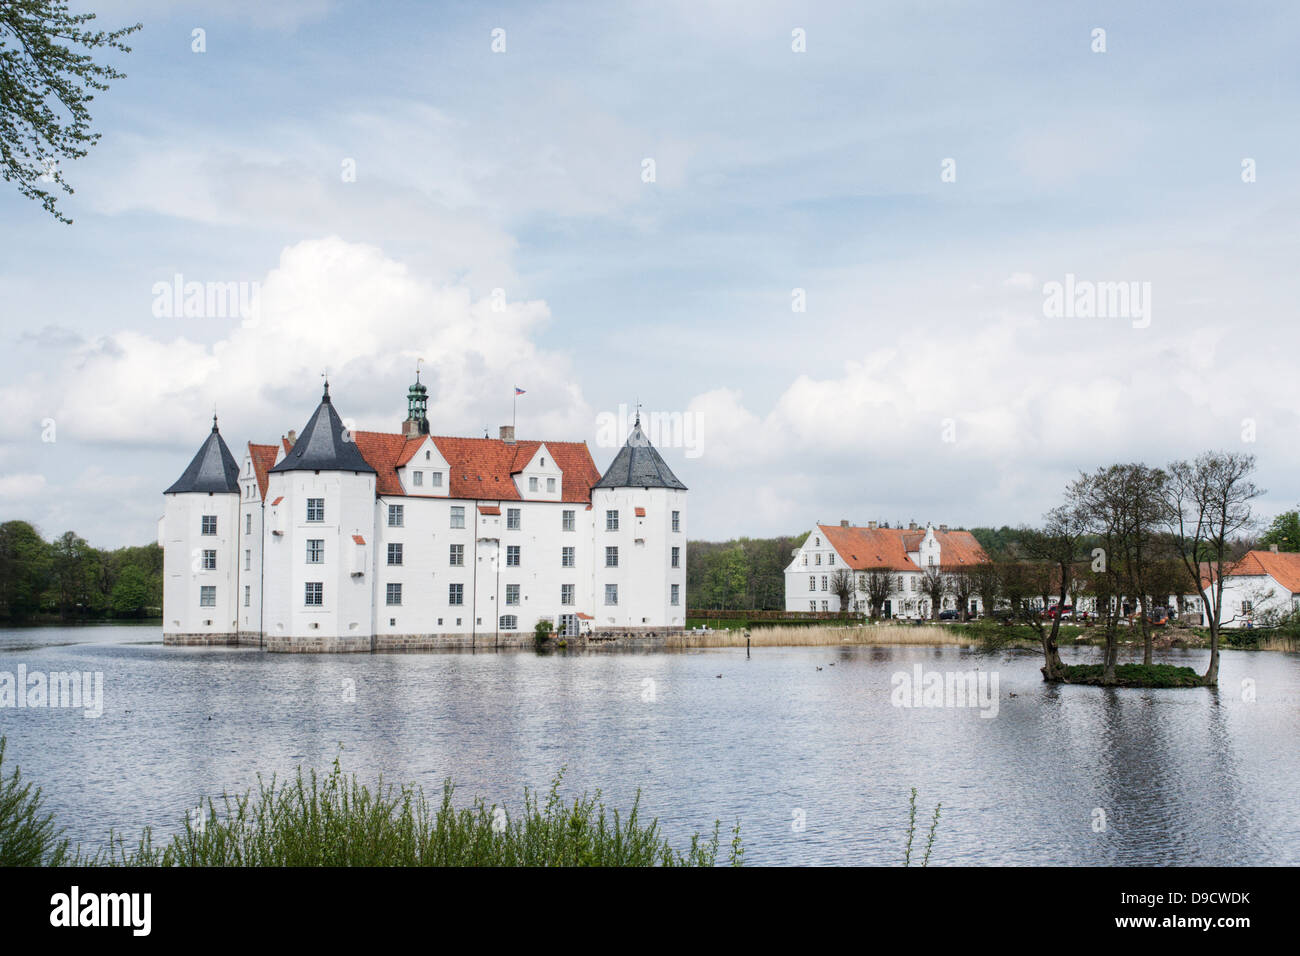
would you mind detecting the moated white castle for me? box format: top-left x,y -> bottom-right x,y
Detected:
160,376 -> 687,652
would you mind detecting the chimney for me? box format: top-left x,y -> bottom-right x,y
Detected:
840,520 -> 850,528
286,429 -> 297,448
868,521 -> 877,530
1270,543 -> 1279,553
499,425 -> 515,444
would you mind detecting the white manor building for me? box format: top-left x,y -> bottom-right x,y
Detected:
160,376 -> 687,652
785,521 -> 989,618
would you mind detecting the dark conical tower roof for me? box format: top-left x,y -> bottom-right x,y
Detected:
593,415 -> 687,490
270,381 -> 375,475
165,415 -> 241,494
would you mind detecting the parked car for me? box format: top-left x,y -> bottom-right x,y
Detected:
938,609 -> 961,621
1043,605 -> 1074,620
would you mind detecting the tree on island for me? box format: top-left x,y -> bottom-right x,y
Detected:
1162,451 -> 1261,686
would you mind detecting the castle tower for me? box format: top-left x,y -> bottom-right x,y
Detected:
161,415 -> 242,644
402,368 -> 430,438
590,411 -> 688,633
262,381 -> 378,651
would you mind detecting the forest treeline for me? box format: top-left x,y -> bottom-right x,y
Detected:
0,520 -> 162,622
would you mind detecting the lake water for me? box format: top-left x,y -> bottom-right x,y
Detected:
2,625 -> 1297,865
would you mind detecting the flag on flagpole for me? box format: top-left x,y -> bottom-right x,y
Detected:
514,387 -> 526,395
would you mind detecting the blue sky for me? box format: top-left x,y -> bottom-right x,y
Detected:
2,0 -> 1299,547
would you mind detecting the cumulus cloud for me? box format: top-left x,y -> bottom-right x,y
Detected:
0,237 -> 593,450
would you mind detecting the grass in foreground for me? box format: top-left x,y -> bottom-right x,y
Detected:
89,758 -> 742,867
2,740 -> 946,868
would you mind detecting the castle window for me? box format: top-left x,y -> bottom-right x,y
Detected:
815,553 -> 821,565
505,584 -> 520,605
605,584 -> 618,606
562,510 -> 575,531
413,471 -> 423,487
387,543 -> 403,566
449,583 -> 464,605
244,585 -> 250,607
305,582 -> 323,606
547,478 -> 556,493
307,539 -> 324,564
561,546 -> 575,568
828,553 -> 835,565
388,504 -> 404,527
671,584 -> 680,606
507,508 -> 521,530
809,576 -> 815,590
450,506 -> 465,529
671,546 -> 680,568
809,601 -> 816,612
529,477 -> 538,491
245,514 -> 252,534
425,451 -> 431,461
507,545 -> 520,567
200,586 -> 216,607
672,511 -> 680,532
606,510 -> 619,531
201,515 -> 217,535
821,576 -> 828,592
244,549 -> 251,571
431,472 -> 442,487
306,499 -> 324,522
386,583 -> 402,606
499,615 -> 518,630
605,546 -> 618,568
561,584 -> 574,605
202,550 -> 216,570
449,544 -> 464,566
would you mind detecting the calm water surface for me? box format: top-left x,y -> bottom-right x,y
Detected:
2,625 -> 1297,865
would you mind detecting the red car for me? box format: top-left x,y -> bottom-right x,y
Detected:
1043,605 -> 1074,620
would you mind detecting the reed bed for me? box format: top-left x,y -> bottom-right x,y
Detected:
83,760 -> 740,867
665,623 -> 972,648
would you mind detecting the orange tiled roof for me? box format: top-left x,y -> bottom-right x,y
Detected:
350,431 -> 601,503
817,524 -> 989,572
478,504 -> 501,515
1225,550 -> 1300,593
635,506 -> 646,517
248,443 -> 280,499
351,534 -> 366,545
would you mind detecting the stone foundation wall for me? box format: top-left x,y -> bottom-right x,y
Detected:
163,632 -> 239,646
264,634 -> 373,653
164,627 -> 687,653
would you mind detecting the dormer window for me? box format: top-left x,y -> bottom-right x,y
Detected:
541,458 -> 545,467
425,450 -> 431,460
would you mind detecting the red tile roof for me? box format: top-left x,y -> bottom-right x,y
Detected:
271,496 -> 284,506
477,505 -> 501,515
248,443 -> 280,499
1225,550 -> 1300,593
635,507 -> 646,517
351,431 -> 601,503
817,524 -> 989,572
352,534 -> 366,545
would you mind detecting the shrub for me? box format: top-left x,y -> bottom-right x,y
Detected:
0,737 -> 71,866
